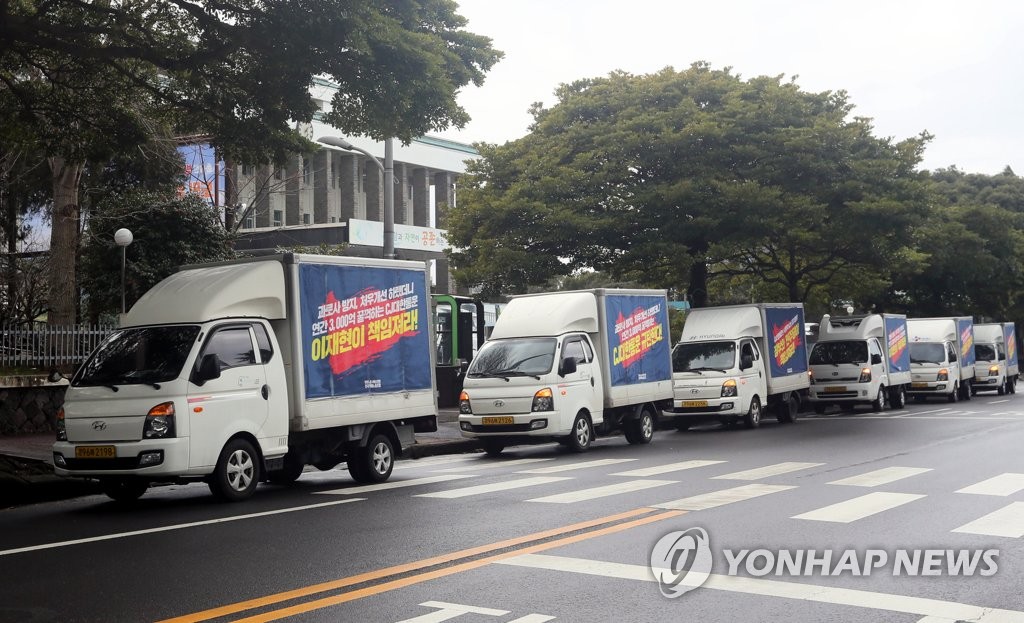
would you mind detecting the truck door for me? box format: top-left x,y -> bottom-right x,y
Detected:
740,339 -> 764,409
868,338 -> 886,386
558,335 -> 603,428
947,342 -> 961,390
187,324 -> 270,469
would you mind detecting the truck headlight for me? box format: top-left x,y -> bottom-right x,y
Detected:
858,367 -> 871,383
808,370 -> 815,384
532,388 -> 554,412
55,407 -> 67,441
143,402 -> 176,439
937,368 -> 949,381
989,365 -> 1000,377
721,379 -> 738,397
459,390 -> 472,414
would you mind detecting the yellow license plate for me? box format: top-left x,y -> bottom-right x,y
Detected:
75,445 -> 115,459
823,386 -> 847,393
681,400 -> 708,408
912,382 -> 929,388
482,416 -> 514,425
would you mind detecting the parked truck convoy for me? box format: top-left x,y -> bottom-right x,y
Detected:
52,254 -> 438,502
661,303 -> 810,429
906,317 -> 976,402
457,289 -> 674,455
808,314 -> 912,413
972,322 -> 1019,395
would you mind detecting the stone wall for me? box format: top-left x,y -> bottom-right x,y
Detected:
0,377 -> 67,435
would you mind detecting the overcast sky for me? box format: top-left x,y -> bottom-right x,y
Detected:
436,0 -> 1024,175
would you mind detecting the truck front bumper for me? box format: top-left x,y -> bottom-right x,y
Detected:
661,397 -> 740,419
458,413 -> 561,437
52,438 -> 190,477
907,382 -> 953,394
809,383 -> 872,402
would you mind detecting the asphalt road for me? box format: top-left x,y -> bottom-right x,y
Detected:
2,394 -> 1024,623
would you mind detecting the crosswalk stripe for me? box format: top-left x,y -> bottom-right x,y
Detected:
413,476 -> 572,499
952,502 -> 1024,538
793,492 -> 925,523
652,484 -> 796,511
957,474 -> 1024,497
526,479 -> 676,504
314,474 -> 475,495
713,462 -> 823,481
828,467 -> 933,487
435,458 -> 554,472
516,458 -> 637,474
611,460 -> 726,477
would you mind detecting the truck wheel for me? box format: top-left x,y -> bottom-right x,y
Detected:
948,382 -> 960,403
101,479 -> 148,503
566,412 -> 593,452
268,452 -> 304,485
481,439 -> 505,457
962,383 -> 972,401
626,407 -> 655,444
889,386 -> 906,409
209,438 -> 261,502
998,380 -> 1007,396
351,434 -> 394,483
743,397 -> 761,429
776,394 -> 799,423
1011,377 -> 1018,394
871,386 -> 886,412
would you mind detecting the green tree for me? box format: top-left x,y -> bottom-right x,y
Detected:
448,63 -> 929,306
80,192 -> 236,321
1,0 -> 502,323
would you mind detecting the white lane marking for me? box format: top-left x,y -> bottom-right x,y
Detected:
810,416 -> 1020,421
957,474 -> 1024,497
905,408 -> 953,415
713,462 -> 823,480
397,601 -> 509,622
496,554 -> 1024,621
315,474 -> 475,495
414,476 -> 571,499
953,502 -> 1024,538
0,499 -> 365,557
988,400 -> 1012,404
516,458 -> 637,474
793,492 -> 925,523
652,484 -> 795,511
915,617 -> 959,623
436,458 -> 554,472
611,459 -> 726,477
828,467 -> 933,487
526,479 -> 676,504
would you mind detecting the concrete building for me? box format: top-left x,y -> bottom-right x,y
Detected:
230,79 -> 479,294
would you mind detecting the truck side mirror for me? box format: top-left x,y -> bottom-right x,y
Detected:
871,354 -> 882,365
559,357 -> 577,377
193,353 -> 221,386
740,354 -> 753,370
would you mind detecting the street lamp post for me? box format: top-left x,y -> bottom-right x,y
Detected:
114,228 -> 133,315
317,135 -> 396,259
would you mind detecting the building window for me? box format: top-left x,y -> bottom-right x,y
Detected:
302,157 -> 310,185
331,216 -> 336,223
302,213 -> 310,225
272,210 -> 283,226
241,164 -> 254,176
274,167 -> 284,181
331,158 -> 337,189
243,214 -> 255,229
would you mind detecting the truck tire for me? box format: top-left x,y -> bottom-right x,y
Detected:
871,386 -> 886,412
101,479 -> 148,503
889,386 -> 907,409
349,434 -> 394,483
209,438 -> 261,502
998,379 -> 1007,396
948,382 -> 960,403
776,394 -> 799,423
481,439 -> 505,457
743,397 -> 761,429
961,382 -> 972,401
1011,377 -> 1018,394
625,407 -> 655,444
566,412 -> 593,452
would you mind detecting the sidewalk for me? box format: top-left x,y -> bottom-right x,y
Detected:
0,408 -> 481,507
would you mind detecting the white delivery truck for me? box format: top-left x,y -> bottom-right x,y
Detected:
661,304 -> 810,429
906,317 -> 976,402
458,289 -> 673,455
973,322 -> 1019,395
52,254 -> 438,502
808,314 -> 912,413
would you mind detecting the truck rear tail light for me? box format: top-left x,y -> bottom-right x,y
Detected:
56,408 -> 67,441
858,367 -> 871,383
143,402 -> 176,439
459,390 -> 472,414
721,379 -> 738,397
989,365 -> 1000,376
937,368 -> 949,381
532,388 -> 554,412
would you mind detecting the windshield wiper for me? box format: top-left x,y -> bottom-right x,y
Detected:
688,367 -> 727,373
496,370 -> 542,380
467,371 -> 511,382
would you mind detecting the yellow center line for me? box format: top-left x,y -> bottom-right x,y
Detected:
233,509 -> 685,623
158,507 -> 659,623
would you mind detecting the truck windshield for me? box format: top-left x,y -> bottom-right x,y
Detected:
672,342 -> 735,372
74,325 -> 201,387
909,342 -> 946,364
975,344 -> 997,362
467,338 -> 556,377
809,341 -> 868,365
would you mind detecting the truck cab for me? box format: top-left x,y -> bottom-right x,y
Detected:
907,317 -> 974,402
973,323 -> 1013,395
668,336 -> 766,427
